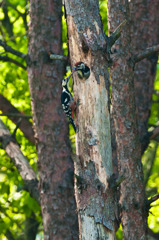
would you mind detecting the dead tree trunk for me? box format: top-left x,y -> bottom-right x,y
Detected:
65,0 -> 116,239
27,0 -> 78,239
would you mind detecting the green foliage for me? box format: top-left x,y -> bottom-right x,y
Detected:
116,225 -> 123,240
142,62 -> 159,234
0,149 -> 41,239
0,1 -> 41,239
62,6 -> 68,56
0,0 -> 159,239
99,0 -> 108,35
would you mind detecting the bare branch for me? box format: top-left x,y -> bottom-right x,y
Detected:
50,54 -> 67,61
0,55 -> 27,70
6,32 -> 29,43
5,0 -> 23,16
0,119 -> 39,203
0,39 -> 27,60
147,194 -> 159,206
0,113 -> 32,118
150,126 -> 159,141
4,0 -> 28,31
11,118 -> 22,139
0,94 -> 35,144
107,19 -> 127,53
133,44 -> 159,63
144,142 -> 158,185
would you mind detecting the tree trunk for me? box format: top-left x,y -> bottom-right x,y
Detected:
107,1 -> 147,239
130,0 -> 159,152
65,0 -> 116,239
27,0 -> 78,239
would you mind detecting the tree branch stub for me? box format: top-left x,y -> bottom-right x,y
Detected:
133,44 -> 159,64
107,19 -> 127,54
50,54 -> 67,61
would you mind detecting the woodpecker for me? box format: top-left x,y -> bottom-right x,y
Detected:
72,62 -> 90,80
61,74 -> 77,132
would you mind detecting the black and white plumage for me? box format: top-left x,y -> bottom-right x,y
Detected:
61,75 -> 76,132
72,62 -> 90,80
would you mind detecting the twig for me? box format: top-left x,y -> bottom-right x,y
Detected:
4,0 -> 28,31
5,0 -> 23,16
144,142 -> 158,185
133,44 -> 159,63
107,19 -> 127,54
5,32 -> 29,42
0,94 -> 35,144
147,194 -> 159,206
50,54 -> 67,61
0,113 -> 32,118
150,126 -> 159,140
11,118 -> 22,139
0,55 -> 26,70
0,40 -> 27,60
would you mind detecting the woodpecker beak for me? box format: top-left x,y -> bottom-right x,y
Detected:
66,76 -> 70,83
71,66 -> 77,73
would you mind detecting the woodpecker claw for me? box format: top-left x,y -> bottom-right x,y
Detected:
76,125 -> 79,133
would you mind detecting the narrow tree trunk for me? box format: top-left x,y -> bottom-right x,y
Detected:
130,0 -> 159,152
65,0 -> 116,239
27,1 -> 78,239
107,1 -> 147,239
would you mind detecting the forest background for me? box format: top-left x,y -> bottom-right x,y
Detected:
0,0 -> 159,239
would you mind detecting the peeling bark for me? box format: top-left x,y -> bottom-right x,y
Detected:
27,0 -> 78,239
65,0 -> 116,239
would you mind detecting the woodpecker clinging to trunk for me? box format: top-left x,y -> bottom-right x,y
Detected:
61,62 -> 89,132
72,62 -> 90,80
61,73 -> 78,132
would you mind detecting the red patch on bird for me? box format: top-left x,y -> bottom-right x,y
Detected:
75,61 -> 82,66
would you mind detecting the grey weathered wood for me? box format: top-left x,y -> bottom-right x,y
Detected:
65,0 -> 116,239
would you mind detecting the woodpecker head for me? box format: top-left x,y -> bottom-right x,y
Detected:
72,62 -> 90,80
62,76 -> 69,88
72,62 -> 85,71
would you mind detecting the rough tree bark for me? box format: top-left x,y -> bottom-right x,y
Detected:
27,0 -> 78,239
130,0 -> 159,152
107,1 -> 147,239
65,0 -> 116,239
